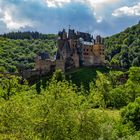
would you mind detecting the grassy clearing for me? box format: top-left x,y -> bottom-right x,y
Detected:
96,109 -> 121,121
66,66 -> 110,89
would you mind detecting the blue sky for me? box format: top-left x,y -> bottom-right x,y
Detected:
0,0 -> 139,36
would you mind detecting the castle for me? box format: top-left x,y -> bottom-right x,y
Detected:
35,29 -> 105,72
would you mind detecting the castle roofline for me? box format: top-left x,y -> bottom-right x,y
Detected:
82,41 -> 94,46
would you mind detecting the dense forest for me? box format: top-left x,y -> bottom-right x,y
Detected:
105,23 -> 140,68
0,31 -> 57,40
0,67 -> 140,139
0,23 -> 140,139
0,33 -> 57,72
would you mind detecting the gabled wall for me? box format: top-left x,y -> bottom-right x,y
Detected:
34,29 -> 106,73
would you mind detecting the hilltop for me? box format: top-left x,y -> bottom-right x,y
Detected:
0,33 -> 57,72
0,23 -> 139,73
0,25 -> 140,139
105,23 -> 140,68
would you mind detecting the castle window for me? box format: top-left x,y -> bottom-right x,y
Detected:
100,48 -> 104,51
84,53 -> 88,55
87,49 -> 88,51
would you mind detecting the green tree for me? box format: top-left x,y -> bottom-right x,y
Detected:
121,97 -> 140,131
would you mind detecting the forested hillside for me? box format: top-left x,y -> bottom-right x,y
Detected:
105,23 -> 140,68
0,31 -> 57,40
1,23 -> 140,73
0,33 -> 57,72
0,67 -> 140,139
0,24 -> 140,139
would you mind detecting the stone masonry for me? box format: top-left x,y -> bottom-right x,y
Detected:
35,29 -> 106,72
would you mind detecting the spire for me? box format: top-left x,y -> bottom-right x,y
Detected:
69,25 -> 71,30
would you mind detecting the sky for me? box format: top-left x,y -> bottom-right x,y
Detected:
0,0 -> 140,36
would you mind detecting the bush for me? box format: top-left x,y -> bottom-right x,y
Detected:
121,97 -> 140,131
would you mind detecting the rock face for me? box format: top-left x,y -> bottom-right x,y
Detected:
35,29 -> 105,72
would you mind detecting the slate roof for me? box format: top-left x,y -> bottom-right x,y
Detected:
64,41 -> 72,54
68,29 -> 77,39
77,32 -> 93,42
38,52 -> 50,60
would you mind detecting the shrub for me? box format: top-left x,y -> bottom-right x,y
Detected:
121,97 -> 140,131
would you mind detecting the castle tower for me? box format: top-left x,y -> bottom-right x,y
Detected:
58,29 -> 67,40
93,35 -> 105,65
68,29 -> 77,39
62,29 -> 67,40
96,35 -> 104,44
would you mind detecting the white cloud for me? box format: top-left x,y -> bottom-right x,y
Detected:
85,0 -> 120,9
44,0 -> 120,10
44,0 -> 120,7
84,0 -> 120,23
44,0 -> 71,7
2,11 -> 33,30
112,2 -> 140,17
43,0 -> 120,23
0,0 -> 139,35
0,5 -> 33,30
96,16 -> 103,23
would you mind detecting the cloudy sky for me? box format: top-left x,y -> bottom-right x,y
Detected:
0,0 -> 140,36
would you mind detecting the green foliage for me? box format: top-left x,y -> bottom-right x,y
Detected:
89,67 -> 140,109
0,24 -> 140,139
0,74 -> 29,100
121,97 -> 140,131
0,66 -> 6,73
1,31 -> 57,40
0,68 -> 140,139
105,23 -> 140,68
52,69 -> 65,82
0,35 -> 57,72
66,67 -> 109,90
108,86 -> 129,108
0,75 -> 101,139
